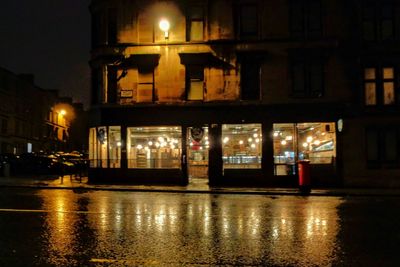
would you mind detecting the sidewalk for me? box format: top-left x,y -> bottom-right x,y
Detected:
1,175 -> 400,196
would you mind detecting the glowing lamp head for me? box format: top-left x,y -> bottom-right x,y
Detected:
159,19 -> 170,32
60,110 -> 66,116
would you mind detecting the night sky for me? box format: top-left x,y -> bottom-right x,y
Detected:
0,1 -> 91,107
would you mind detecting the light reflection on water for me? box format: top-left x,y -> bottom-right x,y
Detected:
37,191 -> 343,266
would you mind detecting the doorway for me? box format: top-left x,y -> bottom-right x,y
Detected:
187,126 -> 209,184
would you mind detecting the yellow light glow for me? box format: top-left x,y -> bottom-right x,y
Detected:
281,140 -> 287,145
306,136 -> 313,143
60,110 -> 66,116
159,19 -> 170,32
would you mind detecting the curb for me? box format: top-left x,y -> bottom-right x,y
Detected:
2,183 -> 400,197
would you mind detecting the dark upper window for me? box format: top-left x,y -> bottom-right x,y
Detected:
91,12 -> 101,48
187,6 -> 204,41
1,119 -> 7,134
362,1 -> 394,41
137,68 -> 155,103
366,127 -> 399,168
91,68 -> 102,105
186,65 -> 204,101
107,66 -> 118,104
107,8 -> 117,45
239,4 -> 258,38
289,0 -> 322,39
291,58 -> 324,98
364,66 -> 396,106
138,12 -> 154,43
240,61 -> 261,100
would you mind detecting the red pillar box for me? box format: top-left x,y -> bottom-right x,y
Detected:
297,160 -> 311,193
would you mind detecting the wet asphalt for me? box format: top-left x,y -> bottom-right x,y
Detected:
0,188 -> 399,266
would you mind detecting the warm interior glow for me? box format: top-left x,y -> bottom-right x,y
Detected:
60,110 -> 66,116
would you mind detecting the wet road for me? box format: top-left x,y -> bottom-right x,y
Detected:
0,188 -> 399,266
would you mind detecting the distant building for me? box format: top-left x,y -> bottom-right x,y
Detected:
0,67 -> 87,154
88,0 -> 400,187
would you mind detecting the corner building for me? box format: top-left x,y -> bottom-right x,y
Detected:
88,0 -> 400,187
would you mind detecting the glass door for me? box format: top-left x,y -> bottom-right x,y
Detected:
187,127 -> 209,181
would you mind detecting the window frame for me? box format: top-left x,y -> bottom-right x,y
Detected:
290,57 -> 324,98
185,64 -> 204,101
362,1 -> 394,42
363,65 -> 396,107
186,5 -> 205,42
238,3 -> 259,39
289,0 -> 323,39
366,127 -> 400,169
240,61 -> 261,101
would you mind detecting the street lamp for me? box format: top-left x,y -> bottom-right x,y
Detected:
60,109 -> 67,116
159,18 -> 170,39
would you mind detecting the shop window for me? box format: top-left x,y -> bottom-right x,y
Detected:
127,126 -> 182,169
364,66 -> 395,106
362,1 -> 394,41
366,128 -> 399,168
88,126 -> 108,168
187,6 -> 204,41
222,124 -> 262,169
273,122 -> 336,175
292,58 -> 324,98
289,0 -> 322,39
186,65 -> 204,100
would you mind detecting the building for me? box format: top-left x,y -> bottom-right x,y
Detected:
0,67 -> 86,154
88,0 -> 400,187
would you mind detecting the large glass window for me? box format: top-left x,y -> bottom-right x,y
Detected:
222,124 -> 262,169
127,126 -> 182,169
273,122 -> 336,175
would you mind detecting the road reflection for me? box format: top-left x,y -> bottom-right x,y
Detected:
37,191 -> 343,266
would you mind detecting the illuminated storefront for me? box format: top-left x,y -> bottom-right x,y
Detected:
126,126 -> 182,169
222,124 -> 262,169
273,122 -> 336,176
88,121 -> 338,185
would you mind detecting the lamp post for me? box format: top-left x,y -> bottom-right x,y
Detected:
159,18 -> 170,40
